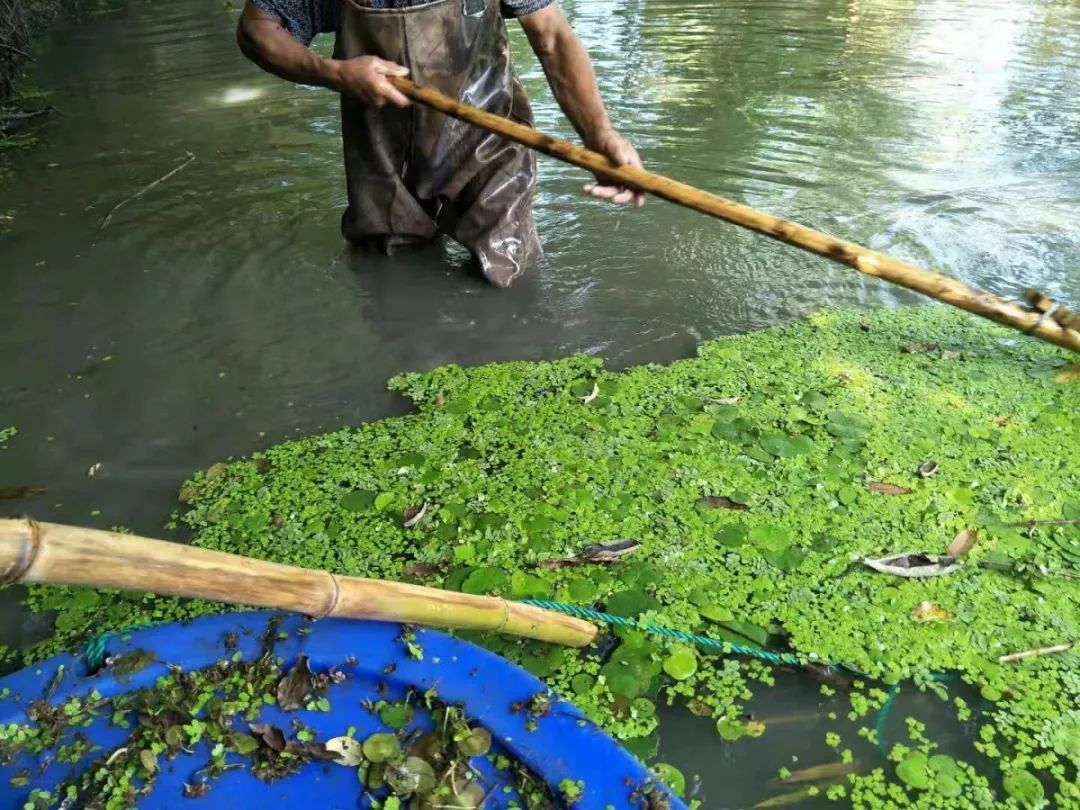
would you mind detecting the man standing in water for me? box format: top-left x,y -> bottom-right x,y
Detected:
236,0 -> 644,287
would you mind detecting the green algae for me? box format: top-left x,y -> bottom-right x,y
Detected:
13,305 -> 1080,808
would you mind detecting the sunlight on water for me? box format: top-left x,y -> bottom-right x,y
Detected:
218,85 -> 267,104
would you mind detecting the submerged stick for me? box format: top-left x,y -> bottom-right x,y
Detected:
998,642 -> 1073,663
390,76 -> 1080,356
0,518 -> 597,647
97,151 -> 195,232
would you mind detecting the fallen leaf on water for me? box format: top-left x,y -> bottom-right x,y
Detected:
863,553 -> 961,579
87,463 -> 101,477
917,460 -> 939,478
700,495 -> 749,511
780,761 -> 860,784
0,485 -> 46,501
1054,363 -> 1080,383
582,383 -> 600,404
277,655 -> 313,711
403,503 -> 428,529
742,719 -> 766,737
579,539 -> 641,562
912,601 -> 955,622
401,562 -> 445,578
901,341 -> 938,354
867,482 -> 912,495
324,736 -> 364,766
946,529 -> 977,558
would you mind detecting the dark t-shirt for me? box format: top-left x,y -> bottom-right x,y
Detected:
253,0 -> 554,46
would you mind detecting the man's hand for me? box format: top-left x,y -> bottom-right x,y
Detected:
329,57 -> 411,108
519,6 -> 645,207
584,128 -> 645,207
235,2 -> 409,108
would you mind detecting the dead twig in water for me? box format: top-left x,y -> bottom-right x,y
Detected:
0,106 -> 59,126
97,151 -> 195,233
0,41 -> 32,60
998,642 -> 1073,664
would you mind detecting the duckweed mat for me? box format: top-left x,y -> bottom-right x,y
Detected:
13,306 -> 1080,808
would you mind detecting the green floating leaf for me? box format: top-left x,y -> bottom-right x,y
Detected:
662,645 -> 698,680
461,566 -> 508,596
362,732 -> 402,763
716,717 -> 745,741
652,762 -> 686,797
749,523 -> 790,552
698,604 -> 735,622
379,702 -> 414,730
605,588 -> 659,617
759,432 -> 815,458
896,751 -> 930,790
456,727 -> 492,758
1003,769 -> 1045,806
716,524 -> 748,548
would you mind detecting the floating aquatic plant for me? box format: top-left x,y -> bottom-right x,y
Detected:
13,306 -> 1080,808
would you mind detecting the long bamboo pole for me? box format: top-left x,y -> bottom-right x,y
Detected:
389,76 -> 1080,356
0,519 -> 597,647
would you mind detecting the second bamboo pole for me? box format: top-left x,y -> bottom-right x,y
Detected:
0,519 -> 597,647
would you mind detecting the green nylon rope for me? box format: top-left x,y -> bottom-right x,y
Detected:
519,598 -> 809,667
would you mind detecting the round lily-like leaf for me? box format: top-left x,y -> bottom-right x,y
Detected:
325,736 -> 364,767
896,751 -> 930,790
1003,769 -> 1045,806
362,732 -> 402,763
699,604 -> 735,622
456,727 -> 492,758
379,702 -> 415,730
662,645 -> 698,680
652,762 -> 686,797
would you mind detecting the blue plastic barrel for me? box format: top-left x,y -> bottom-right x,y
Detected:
0,612 -> 685,809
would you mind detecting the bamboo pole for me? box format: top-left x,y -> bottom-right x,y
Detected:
0,519 -> 597,647
389,76 -> 1080,356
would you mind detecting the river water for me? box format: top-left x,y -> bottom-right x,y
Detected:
2,0 -> 1079,804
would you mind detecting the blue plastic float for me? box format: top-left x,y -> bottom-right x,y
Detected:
0,612 -> 686,809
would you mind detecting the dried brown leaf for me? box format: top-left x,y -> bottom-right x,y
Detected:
0,485 -> 45,501
911,601 -> 955,623
1054,363 -> 1080,383
701,495 -> 749,511
863,553 -> 961,579
867,481 -> 912,495
401,562 -> 445,578
276,655 -> 313,712
403,502 -> 428,529
901,341 -> 938,354
946,528 -> 977,558
249,723 -> 287,751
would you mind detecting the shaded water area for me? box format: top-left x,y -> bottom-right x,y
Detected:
2,0 -> 1080,805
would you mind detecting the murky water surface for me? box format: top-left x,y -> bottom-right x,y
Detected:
2,0 -> 1079,804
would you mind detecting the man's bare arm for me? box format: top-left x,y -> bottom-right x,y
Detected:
236,1 -> 410,107
518,4 -> 644,206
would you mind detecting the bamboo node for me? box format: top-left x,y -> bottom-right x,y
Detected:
312,572 -> 342,620
0,517 -> 41,585
496,599 -> 511,632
